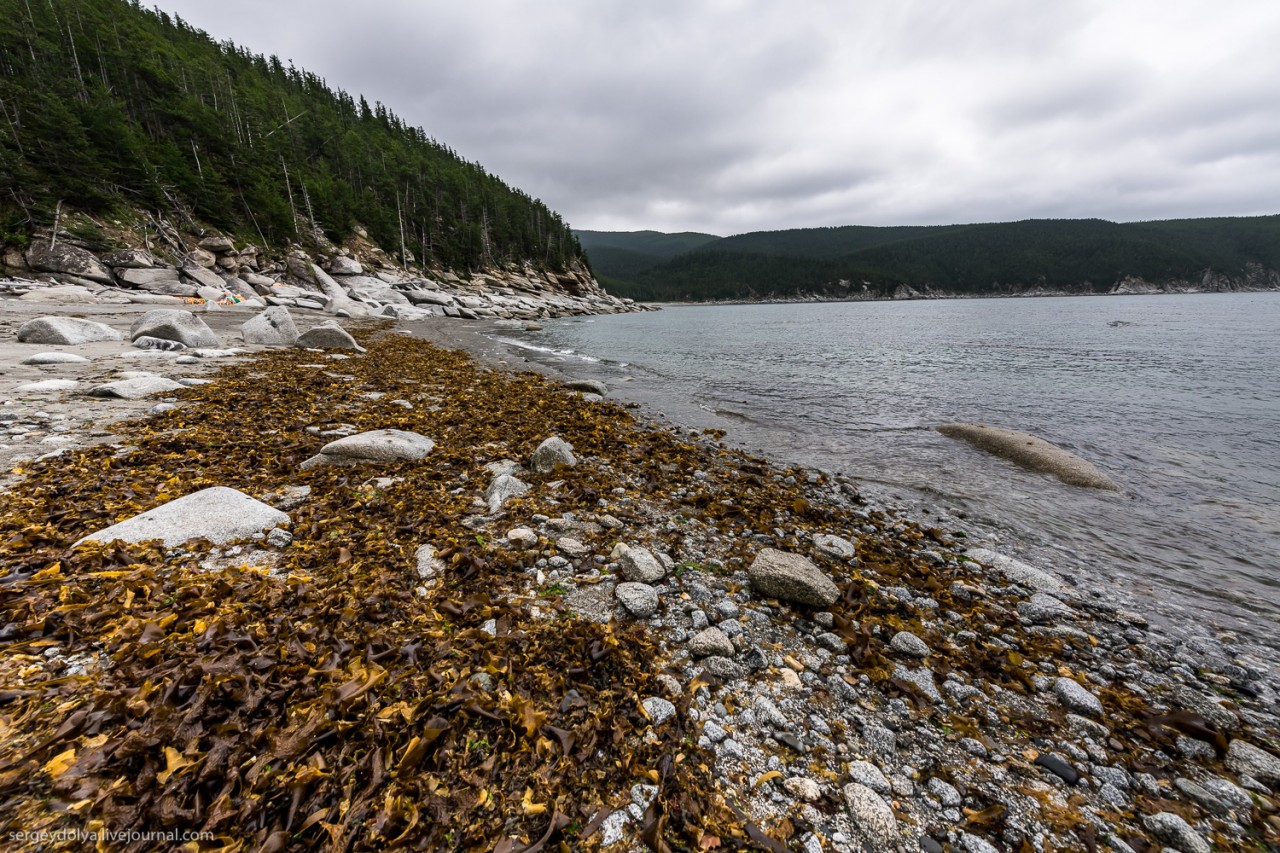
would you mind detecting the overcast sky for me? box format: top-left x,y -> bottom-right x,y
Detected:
156,1 -> 1280,236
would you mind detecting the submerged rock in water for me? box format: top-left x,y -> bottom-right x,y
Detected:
937,423 -> 1119,490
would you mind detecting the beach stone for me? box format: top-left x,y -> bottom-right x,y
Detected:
641,696 -> 676,727
329,255 -> 363,275
241,306 -> 299,346
1226,739 -> 1280,784
25,240 -> 113,283
963,547 -> 1070,597
1142,812 -> 1210,853
958,834 -> 1001,853
784,776 -> 822,802
926,777 -> 962,807
88,377 -> 186,399
414,544 -> 445,580
890,631 -> 930,658
893,664 -> 943,703
133,335 -> 187,351
617,545 -> 666,583
117,267 -> 182,288
565,378 -> 608,396
130,309 -> 218,348
615,582 -> 659,618
813,533 -> 857,560
198,235 -> 234,253
1054,677 -> 1103,718
18,284 -> 101,303
301,429 -> 434,469
20,352 -> 91,365
75,486 -> 288,548
17,316 -> 122,345
506,527 -> 538,548
102,248 -> 156,269
15,379 -> 79,393
688,627 -> 735,658
1018,592 -> 1075,624
847,761 -> 892,795
748,548 -> 839,607
842,783 -> 898,849
530,436 -> 577,472
556,536 -> 589,558
295,320 -> 364,351
265,528 -> 292,549
486,474 -> 530,513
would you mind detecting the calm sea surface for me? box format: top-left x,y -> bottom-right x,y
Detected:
486,295 -> 1280,645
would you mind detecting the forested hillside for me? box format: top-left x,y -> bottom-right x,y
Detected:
0,0 -> 585,271
584,216 -> 1280,301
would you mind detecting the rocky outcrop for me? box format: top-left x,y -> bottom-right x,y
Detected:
25,241 -> 114,284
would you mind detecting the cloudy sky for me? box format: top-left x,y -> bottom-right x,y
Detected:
157,0 -> 1280,236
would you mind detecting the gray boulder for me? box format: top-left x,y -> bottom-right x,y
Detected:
198,235 -> 235,253
616,582 -> 659,618
117,267 -> 184,288
17,316 -> 122,345
565,379 -> 608,396
294,320 -> 365,352
130,309 -> 218,348
102,248 -> 156,269
16,379 -> 79,393
938,423 -> 1119,490
530,436 -> 577,473
748,548 -> 840,607
1142,813 -> 1210,853
88,376 -> 186,399
617,545 -> 666,583
813,533 -> 857,560
1053,677 -> 1104,718
486,473 -> 530,513
311,264 -> 369,317
329,255 -> 363,275
25,241 -> 113,284
75,486 -> 288,548
1226,739 -> 1280,784
242,306 -> 300,346
21,352 -> 91,365
301,429 -> 435,469
181,262 -> 228,291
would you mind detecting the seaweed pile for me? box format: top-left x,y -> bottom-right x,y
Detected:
0,331 -> 1277,852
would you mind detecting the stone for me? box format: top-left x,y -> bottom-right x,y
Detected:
506,527 -> 538,549
1018,592 -> 1075,624
294,320 -> 365,351
16,316 -> 122,345
963,547 -> 1070,597
530,436 -> 577,473
486,474 -> 530,513
841,783 -> 898,849
102,248 -> 156,269
16,379 -> 79,393
18,284 -> 101,303
1226,739 -> 1280,784
130,309 -> 218,348
556,537 -> 589,558
784,776 -> 821,802
641,696 -> 675,726
301,429 -> 435,469
25,241 -> 113,283
688,627 -> 735,658
847,761 -> 892,795
181,262 -> 229,291
116,266 -> 183,287
241,306 -> 300,346
198,235 -> 235,253
329,255 -> 363,275
1034,753 -> 1080,784
958,834 -> 1001,853
617,545 -> 666,583
616,582 -> 659,618
75,486 -> 288,548
311,264 -> 369,317
1053,677 -> 1103,718
747,548 -> 839,607
87,377 -> 186,399
813,533 -> 857,560
415,544 -> 445,580
926,777 -> 962,807
266,528 -> 293,549
937,423 -> 1119,490
20,352 -> 91,365
889,631 -> 930,658
1142,812 -> 1210,853
893,664 -> 943,703
565,378 -> 608,396
133,335 -> 187,351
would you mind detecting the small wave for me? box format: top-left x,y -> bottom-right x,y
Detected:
491,336 -> 601,363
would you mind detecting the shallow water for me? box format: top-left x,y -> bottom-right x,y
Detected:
487,294 -> 1280,645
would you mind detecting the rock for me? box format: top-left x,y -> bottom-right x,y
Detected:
19,284 -> 102,303
241,306 -> 299,346
784,776 -> 822,802
20,352 -> 91,365
415,544 -> 445,580
486,474 -> 530,513
130,309 -> 218,348
1034,753 -> 1080,784
841,783 -> 898,849
25,240 -> 113,283
963,547 -> 1070,597
16,316 -> 122,345
1053,677 -> 1103,718
813,533 -> 857,560
847,761 -> 892,795
530,436 -> 577,473
1018,592 -> 1075,624
329,255 -> 362,275
506,527 -> 538,549
565,378 -> 608,396
266,528 -> 293,549
615,582 -> 659,617
925,777 -> 962,807
344,275 -> 411,305
301,429 -> 435,469
294,320 -> 365,351
958,834 -> 1001,853
87,377 -> 186,399
199,235 -> 235,253
1142,813 -> 1210,853
688,627 -> 735,658
938,423 -> 1119,490
889,631 -> 930,658
1226,739 -> 1280,784
102,248 -> 155,269
117,266 -> 183,287
311,264 -> 369,317
617,545 -> 666,583
893,664 -> 943,703
556,537 -> 589,558
747,548 -> 839,607
16,379 -> 79,393
181,262 -> 229,291
75,486 -> 289,548
641,696 -> 676,727
133,335 -> 187,351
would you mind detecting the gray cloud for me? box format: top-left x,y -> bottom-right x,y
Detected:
158,0 -> 1280,234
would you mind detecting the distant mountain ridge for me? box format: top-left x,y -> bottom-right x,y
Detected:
577,216 -> 1280,301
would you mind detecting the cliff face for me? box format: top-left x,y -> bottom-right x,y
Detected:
0,210 -> 645,319
1110,263 -> 1280,295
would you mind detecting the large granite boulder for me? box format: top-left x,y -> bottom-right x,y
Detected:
329,255 -> 363,275
486,474 -> 530,513
301,429 -> 435,469
342,275 -> 411,305
748,548 -> 840,607
294,320 -> 364,351
75,486 -> 289,548
16,316 -> 122,345
242,306 -> 299,346
25,241 -> 114,284
130,309 -> 219,348
311,264 -> 368,317
101,248 -> 156,269
181,262 -> 229,291
117,267 -> 184,289
530,436 -> 577,473
198,235 -> 234,253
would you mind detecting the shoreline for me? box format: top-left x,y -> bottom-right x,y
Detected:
649,287 -> 1280,309
0,305 -> 1277,851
